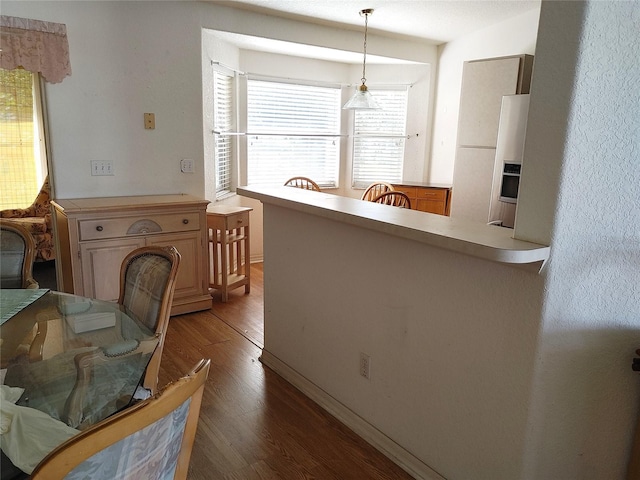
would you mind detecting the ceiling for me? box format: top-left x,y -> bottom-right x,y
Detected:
215,0 -> 541,45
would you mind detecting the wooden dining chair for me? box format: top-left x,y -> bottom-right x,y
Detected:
361,182 -> 395,202
118,245 -> 181,395
0,219 -> 38,288
372,191 -> 412,209
283,176 -> 321,191
30,359 -> 210,480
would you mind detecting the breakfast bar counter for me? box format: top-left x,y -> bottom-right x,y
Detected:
237,184 -> 550,479
238,186 -> 549,270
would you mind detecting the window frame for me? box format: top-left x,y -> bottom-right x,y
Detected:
212,66 -> 237,200
245,77 -> 342,189
351,86 -> 409,189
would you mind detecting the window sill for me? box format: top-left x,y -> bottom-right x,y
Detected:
215,191 -> 236,202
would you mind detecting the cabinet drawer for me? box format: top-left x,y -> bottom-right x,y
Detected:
393,186 -> 417,198
79,212 -> 200,241
207,211 -> 250,231
416,188 -> 447,202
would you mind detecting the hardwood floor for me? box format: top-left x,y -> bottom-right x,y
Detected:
159,263 -> 414,479
208,263 -> 265,348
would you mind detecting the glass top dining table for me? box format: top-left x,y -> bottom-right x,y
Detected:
0,289 -> 159,477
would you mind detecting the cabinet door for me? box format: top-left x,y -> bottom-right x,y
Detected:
416,199 -> 446,215
457,57 -> 522,148
79,238 -> 145,301
146,231 -> 203,300
450,148 -> 497,223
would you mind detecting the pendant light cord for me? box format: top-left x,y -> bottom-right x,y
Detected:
361,11 -> 370,86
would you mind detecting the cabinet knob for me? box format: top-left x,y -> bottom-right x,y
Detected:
96,226 -> 103,232
183,219 -> 189,224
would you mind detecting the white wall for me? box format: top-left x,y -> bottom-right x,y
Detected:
429,8 -> 540,184
3,1 -> 208,199
2,1 -> 435,202
517,1 -> 640,477
263,205 -> 544,479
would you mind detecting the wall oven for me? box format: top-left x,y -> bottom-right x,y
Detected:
499,163 -> 521,204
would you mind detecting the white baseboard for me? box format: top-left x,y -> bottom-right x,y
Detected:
259,350 -> 446,480
249,254 -> 264,264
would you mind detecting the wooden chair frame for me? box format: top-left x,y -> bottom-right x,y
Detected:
0,219 -> 38,288
283,176 -> 321,191
24,246 -> 180,429
372,191 -> 412,209
361,182 -> 395,202
31,359 -> 211,480
0,175 -> 55,262
118,245 -> 181,394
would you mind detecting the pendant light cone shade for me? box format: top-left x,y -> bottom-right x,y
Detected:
343,9 -> 380,110
343,84 -> 381,110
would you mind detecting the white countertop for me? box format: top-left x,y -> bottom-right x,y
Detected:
238,186 -> 550,271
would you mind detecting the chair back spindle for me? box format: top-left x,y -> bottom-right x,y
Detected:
283,177 -> 321,191
361,182 -> 395,202
372,191 -> 412,209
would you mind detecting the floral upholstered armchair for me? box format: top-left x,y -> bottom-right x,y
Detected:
0,176 -> 55,262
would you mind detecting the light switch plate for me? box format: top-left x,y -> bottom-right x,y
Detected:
91,160 -> 114,176
144,113 -> 155,129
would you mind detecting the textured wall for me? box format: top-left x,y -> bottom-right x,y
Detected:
520,1 -> 640,477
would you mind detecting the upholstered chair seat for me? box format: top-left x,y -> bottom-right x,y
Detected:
0,176 -> 55,262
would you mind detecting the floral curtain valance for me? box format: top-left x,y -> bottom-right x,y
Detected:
0,15 -> 71,84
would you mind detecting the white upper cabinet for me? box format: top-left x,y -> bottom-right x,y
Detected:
457,55 -> 533,148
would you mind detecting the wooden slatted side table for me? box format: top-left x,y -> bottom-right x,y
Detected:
206,206 -> 252,302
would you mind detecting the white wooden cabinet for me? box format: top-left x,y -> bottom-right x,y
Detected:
52,195 -> 211,316
451,54 -> 533,224
456,56 -> 530,148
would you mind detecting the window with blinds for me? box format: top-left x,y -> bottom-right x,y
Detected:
213,70 -> 234,198
246,79 -> 341,188
352,87 -> 408,188
0,68 -> 47,209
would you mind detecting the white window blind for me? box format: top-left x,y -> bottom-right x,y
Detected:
213,70 -> 234,198
247,79 -> 341,188
0,68 -> 47,209
352,88 -> 408,188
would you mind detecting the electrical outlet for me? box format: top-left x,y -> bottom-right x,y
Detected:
90,160 -> 114,176
180,158 -> 194,173
360,352 -> 371,380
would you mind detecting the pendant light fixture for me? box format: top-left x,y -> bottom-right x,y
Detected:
343,8 -> 380,110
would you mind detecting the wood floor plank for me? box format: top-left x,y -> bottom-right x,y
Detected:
160,263 -> 415,479
210,263 -> 265,347
222,460 -> 281,480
